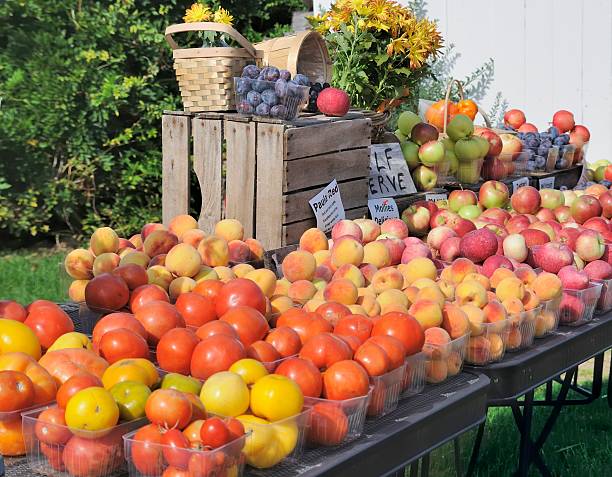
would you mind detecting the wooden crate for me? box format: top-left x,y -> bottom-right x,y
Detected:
162,111 -> 372,249
527,165 -> 583,189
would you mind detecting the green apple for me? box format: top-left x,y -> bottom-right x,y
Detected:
456,160 -> 482,184
458,204 -> 482,220
455,137 -> 483,162
412,165 -> 438,191
401,141 -> 420,170
589,159 -> 609,171
446,114 -> 474,141
446,149 -> 459,174
161,373 -> 203,395
441,137 -> 456,151
418,140 -> 445,166
109,381 -> 151,421
473,136 -> 490,157
397,111 -> 421,136
395,129 -> 407,142
594,166 -> 607,182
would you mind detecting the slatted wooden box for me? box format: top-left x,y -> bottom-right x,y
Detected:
162,111 -> 372,249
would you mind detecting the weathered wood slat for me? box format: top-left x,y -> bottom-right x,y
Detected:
193,117 -> 223,232
162,114 -> 190,225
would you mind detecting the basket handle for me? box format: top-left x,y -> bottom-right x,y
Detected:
443,78 -> 464,133
165,22 -> 257,58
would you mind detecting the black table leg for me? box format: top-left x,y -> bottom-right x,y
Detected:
420,454 -> 430,477
608,351 -> 612,408
409,461 -> 419,477
516,390 -> 534,477
453,438 -> 463,477
466,421 -> 485,477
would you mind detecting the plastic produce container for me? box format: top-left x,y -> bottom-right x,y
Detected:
124,428 -> 247,477
261,355 -> 297,373
559,282 -> 603,326
0,403 -> 53,457
234,78 -> 309,121
465,318 -> 511,366
535,296 -> 562,338
422,333 -> 469,384
455,158 -> 484,185
367,363 -> 405,417
401,352 -> 427,398
304,388 -> 371,447
593,278 -> 612,313
517,305 -> 541,350
21,404 -> 145,477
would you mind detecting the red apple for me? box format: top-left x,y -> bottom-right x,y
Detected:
539,189 -> 564,210
482,255 -> 514,278
449,217 -> 476,237
557,227 -> 581,251
480,208 -> 511,225
582,217 -> 610,234
401,240 -> 432,263
474,127 -> 503,156
413,200 -> 438,217
570,195 -> 602,224
504,109 -> 526,130
572,125 -> 590,143
599,191 -> 612,219
448,190 -> 477,213
558,265 -> 589,290
503,233 -> 528,262
552,110 -> 575,133
511,186 -> 541,214
377,237 -> 405,266
481,157 -> 508,181
439,237 -> 461,262
401,206 -> 431,237
535,208 -> 556,222
426,226 -> 457,251
575,229 -> 606,262
533,242 -> 574,273
584,260 -> 612,280
430,209 -> 460,229
459,228 -> 498,263
479,180 -> 509,209
507,215 -> 531,234
499,134 -> 523,160
553,206 -> 573,223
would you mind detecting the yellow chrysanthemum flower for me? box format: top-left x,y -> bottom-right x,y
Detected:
213,7 -> 234,25
183,3 -> 212,23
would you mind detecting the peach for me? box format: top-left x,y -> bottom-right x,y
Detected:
371,267 -> 404,294
331,236 -> 364,269
489,268 -> 515,289
376,289 -> 409,311
213,266 -> 235,282
148,254 -> 167,267
411,278 -> 438,290
446,351 -> 462,376
331,219 -> 363,241
169,276 -> 196,300
441,303 -> 469,338
360,263 -> 378,285
483,300 -> 508,325
147,265 -> 173,290
193,266 -> 219,283
467,336 -> 491,364
515,266 -> 537,286
232,263 -> 255,278
90,227 -> 119,256
448,258 -> 477,284
357,294 -> 381,317
486,290 -> 497,303
240,269 -> 275,298
119,251 -> 150,268
168,214 -> 198,239
425,359 -> 448,383
347,304 -> 368,316
438,280 -> 455,301
507,326 -> 522,349
380,218 -> 409,240
270,295 -> 294,315
440,267 -> 452,282
214,219 -> 244,242
416,286 -> 445,308
304,299 -> 326,313
282,250 -> 316,282
461,304 -> 485,336
182,229 -> 206,248
401,257 -> 437,286
409,300 -> 443,330
197,235 -> 230,267
489,334 -> 504,359
531,272 -> 563,301
129,234 -> 143,249
64,249 -> 95,280
403,286 -> 419,304
141,223 -> 166,241
380,303 -> 410,314
522,289 -> 540,311
228,240 -> 251,263
463,272 -> 490,290
495,277 -> 525,302
245,238 -> 264,261
165,243 -> 202,278
362,241 -> 392,269
299,228 -> 328,253
422,327 -> 452,359
274,278 -> 291,296
119,248 -> 136,259
333,264 -> 365,288
288,280 -> 317,305
313,278 -> 327,291
144,230 -> 179,258
455,280 -> 488,308
354,218 -> 381,243
313,250 -> 331,267
92,253 -> 120,276
68,279 -> 89,302
314,265 -> 333,282
502,298 -> 524,315
535,310 -> 556,336
323,279 -> 359,305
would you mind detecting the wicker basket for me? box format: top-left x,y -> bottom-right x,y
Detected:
165,22 -> 262,112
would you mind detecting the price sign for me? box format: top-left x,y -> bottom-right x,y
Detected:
368,198 -> 399,225
368,144 -> 417,199
425,193 -> 448,202
308,179 -> 345,233
539,177 -> 555,189
512,177 -> 529,193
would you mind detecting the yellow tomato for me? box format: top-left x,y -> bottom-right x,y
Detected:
236,414 -> 297,468
0,319 -> 41,360
200,371 -> 249,417
273,419 -> 298,457
65,387 -> 119,433
229,358 -> 268,385
236,415 -> 275,459
48,332 -> 92,352
250,374 -> 303,422
102,358 -> 159,389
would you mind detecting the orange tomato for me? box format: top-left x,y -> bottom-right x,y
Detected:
0,417 -> 26,456
0,352 -> 57,405
0,370 -> 34,411
456,99 -> 478,120
425,100 -> 457,130
39,348 -> 109,386
265,326 -> 302,358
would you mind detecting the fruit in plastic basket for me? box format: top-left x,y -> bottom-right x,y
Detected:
533,242 -> 574,274
0,370 -> 34,411
397,111 -> 421,136
411,123 -> 439,145
418,140 -> 445,166
98,328 -> 150,364
134,300 -> 185,346
459,228 -> 498,264
454,137 -> 482,162
518,123 -> 538,133
130,423 -> 165,475
425,100 -> 457,131
552,110 -> 575,133
446,114 -> 474,142
0,417 -> 27,456
0,318 -> 41,359
354,341 -> 390,376
85,273 -> 130,312
299,332 -> 352,370
237,100 -> 254,114
155,328 -> 197,375
575,229 -> 606,262
584,260 -> 612,280
229,358 -> 268,386
242,65 -> 260,79
448,190 -> 477,213
190,334 -> 246,380
174,292 -> 216,328
56,372 -> 102,409
412,165 -> 438,191
102,358 -> 158,390
64,248 -> 95,280
473,136 -> 490,157
503,109 -> 526,130
499,133 -> 522,159
145,389 -> 192,429
65,386 -> 119,431
571,195 -> 603,224
215,277 -> 266,316
308,402 -> 349,446
35,407 -> 72,445
160,428 -> 191,470
110,381 -> 151,421
200,371 -> 250,417
558,265 -> 589,290
92,314 -> 145,351
251,374 -> 304,422
220,306 -> 269,347
317,87 -> 350,117
275,357 -> 323,398
322,359 -> 369,400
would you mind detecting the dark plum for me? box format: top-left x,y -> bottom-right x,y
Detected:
237,100 -> 254,114
252,79 -> 269,93
534,155 -> 547,168
236,78 -> 252,94
270,104 -> 287,119
247,90 -> 262,107
263,66 -> 280,82
275,79 -> 288,98
279,69 -> 292,81
547,126 -> 559,139
294,74 -> 310,86
261,89 -> 278,106
255,103 -> 271,116
242,65 -> 260,79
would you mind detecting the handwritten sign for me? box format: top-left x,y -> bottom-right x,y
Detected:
425,193 -> 448,202
539,177 -> 555,190
512,177 -> 529,193
368,144 -> 417,199
308,179 -> 345,233
368,198 -> 399,225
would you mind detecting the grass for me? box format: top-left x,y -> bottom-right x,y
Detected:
0,249 -> 610,475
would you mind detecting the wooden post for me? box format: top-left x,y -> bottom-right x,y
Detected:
193,116 -> 223,231
162,113 -> 191,225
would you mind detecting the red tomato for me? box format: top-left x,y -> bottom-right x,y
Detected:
353,341 -> 390,377
278,310 -> 333,344
0,300 -> 27,322
188,451 -> 226,477
92,312 -> 147,350
265,326 -> 302,357
304,315 -> 335,344
134,300 -> 185,346
371,312 -> 425,356
98,328 -> 150,364
41,442 -> 65,471
130,423 -> 165,475
215,278 -> 266,317
26,299 -> 57,313
308,402 -> 349,446
192,280 -> 224,305
24,306 -> 74,350
182,419 -> 205,444
200,417 -> 231,449
299,333 -> 352,370
315,302 -> 351,327
195,320 -> 238,340
225,417 -> 245,439
219,306 -> 269,346
367,381 -> 386,416
334,315 -> 373,344
0,370 -> 34,411
129,284 -> 169,313
56,372 -> 103,409
335,334 -> 361,355
34,407 -> 72,445
275,357 -> 323,398
161,428 -> 191,469
175,293 -> 217,328
246,340 -> 281,363
145,389 -> 192,430
156,328 -> 200,375
112,264 -> 148,290
63,433 -> 123,477
322,360 -> 369,400
190,335 -> 245,380
163,467 -> 190,477
38,348 -> 108,385
367,336 -> 406,370
275,307 -> 307,327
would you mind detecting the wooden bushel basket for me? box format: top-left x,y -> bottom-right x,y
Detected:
255,30 -> 332,83
165,22 -> 262,112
